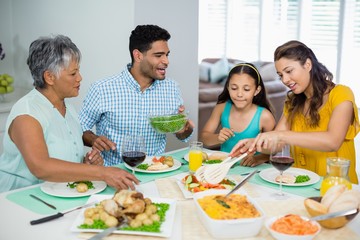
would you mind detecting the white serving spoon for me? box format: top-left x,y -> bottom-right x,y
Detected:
204,153 -> 248,184
194,156 -> 232,182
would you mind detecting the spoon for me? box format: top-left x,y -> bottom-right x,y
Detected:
216,169 -> 258,208
89,215 -> 128,240
310,208 -> 359,221
194,156 -> 232,182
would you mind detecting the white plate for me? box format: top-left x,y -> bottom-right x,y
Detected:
41,181 -> 107,198
183,150 -> 228,162
124,156 -> 182,173
70,194 -> 177,238
175,173 -> 237,199
259,167 -> 320,186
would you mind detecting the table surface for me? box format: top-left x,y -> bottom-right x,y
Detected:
0,148 -> 359,240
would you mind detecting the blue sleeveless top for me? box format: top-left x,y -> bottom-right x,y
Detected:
220,101 -> 264,152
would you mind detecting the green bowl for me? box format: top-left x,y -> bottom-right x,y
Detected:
149,113 -> 187,133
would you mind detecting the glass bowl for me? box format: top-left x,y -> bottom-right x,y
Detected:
148,112 -> 188,134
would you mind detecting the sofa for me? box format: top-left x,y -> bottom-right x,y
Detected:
198,58 -> 289,148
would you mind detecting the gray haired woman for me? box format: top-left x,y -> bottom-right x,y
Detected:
0,35 -> 139,192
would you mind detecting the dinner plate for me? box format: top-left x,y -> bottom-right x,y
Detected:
124,156 -> 182,173
41,181 -> 107,198
259,167 -> 320,186
70,194 -> 177,238
183,150 -> 228,162
175,173 -> 238,199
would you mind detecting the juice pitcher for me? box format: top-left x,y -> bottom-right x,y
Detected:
320,157 -> 352,196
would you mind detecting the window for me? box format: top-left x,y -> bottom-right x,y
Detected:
199,0 -> 360,101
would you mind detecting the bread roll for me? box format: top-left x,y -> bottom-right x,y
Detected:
304,198 -> 328,216
208,152 -> 228,160
328,190 -> 360,212
202,152 -> 209,161
321,184 -> 347,208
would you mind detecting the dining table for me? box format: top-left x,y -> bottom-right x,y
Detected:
0,147 -> 359,240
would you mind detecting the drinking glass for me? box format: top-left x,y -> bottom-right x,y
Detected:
189,141 -> 203,174
121,135 -> 146,174
270,143 -> 294,199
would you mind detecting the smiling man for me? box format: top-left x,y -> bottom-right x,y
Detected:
79,25 -> 193,166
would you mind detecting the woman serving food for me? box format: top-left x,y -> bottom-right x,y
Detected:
230,40 -> 359,183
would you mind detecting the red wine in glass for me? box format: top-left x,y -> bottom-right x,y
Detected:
270,156 -> 294,171
270,144 -> 293,199
122,135 -> 146,174
122,151 -> 146,167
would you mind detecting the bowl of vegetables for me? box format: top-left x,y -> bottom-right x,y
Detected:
148,112 -> 188,134
265,214 -> 321,240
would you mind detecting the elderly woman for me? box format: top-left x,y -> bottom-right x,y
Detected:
0,35 -> 139,193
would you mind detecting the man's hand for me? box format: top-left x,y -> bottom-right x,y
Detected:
83,130 -> 116,152
92,135 -> 116,152
175,105 -> 194,140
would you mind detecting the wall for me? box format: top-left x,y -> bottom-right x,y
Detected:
0,0 -> 199,153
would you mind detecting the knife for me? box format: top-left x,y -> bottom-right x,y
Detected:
30,201 -> 96,225
29,194 -> 57,210
310,208 -> 359,221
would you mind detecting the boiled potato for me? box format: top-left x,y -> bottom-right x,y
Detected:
76,182 -> 88,193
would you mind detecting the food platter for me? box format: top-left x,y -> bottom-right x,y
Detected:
259,167 -> 320,186
40,181 -> 107,198
70,194 -> 176,238
175,174 -> 237,199
183,150 -> 228,162
124,156 -> 182,173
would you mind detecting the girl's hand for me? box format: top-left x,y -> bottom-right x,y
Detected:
83,149 -> 104,166
217,128 -> 234,143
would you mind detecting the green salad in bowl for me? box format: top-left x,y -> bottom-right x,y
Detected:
149,112 -> 187,134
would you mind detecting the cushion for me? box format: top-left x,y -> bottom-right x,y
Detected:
209,57 -> 229,83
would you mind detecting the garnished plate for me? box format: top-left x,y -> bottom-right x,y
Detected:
175,173 -> 237,199
70,194 -> 176,238
124,156 -> 181,173
41,181 -> 107,198
259,167 -> 320,186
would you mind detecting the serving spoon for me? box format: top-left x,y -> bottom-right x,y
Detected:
204,153 -> 248,184
216,169 -> 258,208
195,156 -> 232,182
89,215 -> 129,240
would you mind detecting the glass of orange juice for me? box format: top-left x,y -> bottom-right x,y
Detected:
320,157 -> 352,196
189,141 -> 203,173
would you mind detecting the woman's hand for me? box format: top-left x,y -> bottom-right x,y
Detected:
250,131 -> 281,153
217,128 -> 234,143
229,138 -> 255,157
83,149 -> 104,166
105,167 -> 140,190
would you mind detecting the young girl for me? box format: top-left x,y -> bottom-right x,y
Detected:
200,63 -> 276,166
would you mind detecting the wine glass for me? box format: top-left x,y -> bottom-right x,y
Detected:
121,135 -> 146,175
270,143 -> 294,199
